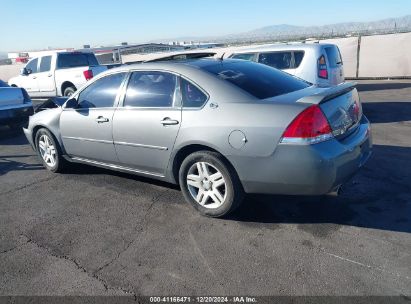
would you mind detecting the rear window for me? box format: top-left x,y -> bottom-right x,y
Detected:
325,47 -> 343,68
57,53 -> 98,69
202,61 -> 310,99
258,51 -> 292,69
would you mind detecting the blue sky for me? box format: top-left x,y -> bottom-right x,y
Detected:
1,0 -> 410,52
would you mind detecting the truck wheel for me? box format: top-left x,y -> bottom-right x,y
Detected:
179,151 -> 244,218
63,86 -> 76,97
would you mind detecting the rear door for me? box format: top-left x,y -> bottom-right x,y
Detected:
60,72 -> 127,163
324,46 -> 344,85
36,55 -> 56,96
258,51 -> 295,75
113,70 -> 181,176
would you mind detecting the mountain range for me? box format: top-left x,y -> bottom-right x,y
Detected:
151,15 -> 411,43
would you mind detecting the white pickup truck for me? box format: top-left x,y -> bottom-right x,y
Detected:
8,52 -> 107,97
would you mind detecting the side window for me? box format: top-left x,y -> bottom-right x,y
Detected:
26,58 -> 38,74
293,51 -> 305,68
180,78 -> 208,108
77,72 -> 126,109
124,71 -> 177,107
39,56 -> 52,72
258,52 -> 292,70
231,53 -> 256,61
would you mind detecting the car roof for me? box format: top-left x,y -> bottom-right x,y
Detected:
228,43 -> 337,54
103,58 -> 239,75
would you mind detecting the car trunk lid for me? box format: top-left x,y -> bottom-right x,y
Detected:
0,88 -> 26,107
297,82 -> 362,139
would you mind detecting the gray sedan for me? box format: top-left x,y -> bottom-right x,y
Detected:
23,59 -> 372,217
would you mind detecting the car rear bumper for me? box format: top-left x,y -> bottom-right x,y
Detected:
230,116 -> 372,195
0,104 -> 34,126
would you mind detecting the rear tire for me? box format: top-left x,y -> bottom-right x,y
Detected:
63,86 -> 76,97
179,151 -> 244,218
35,128 -> 66,173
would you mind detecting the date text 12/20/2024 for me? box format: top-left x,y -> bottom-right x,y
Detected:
149,297 -> 258,303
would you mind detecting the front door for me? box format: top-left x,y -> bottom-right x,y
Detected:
23,58 -> 40,96
60,72 -> 127,163
36,56 -> 56,97
113,71 -> 181,176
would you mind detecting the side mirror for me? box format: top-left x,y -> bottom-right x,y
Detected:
64,98 -> 78,109
20,68 -> 29,76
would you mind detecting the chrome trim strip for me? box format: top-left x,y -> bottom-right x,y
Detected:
70,157 -> 165,178
114,141 -> 168,150
62,136 -> 112,144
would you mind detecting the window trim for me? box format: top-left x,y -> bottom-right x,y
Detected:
26,57 -> 39,74
118,69 -> 185,110
64,71 -> 128,110
292,51 -> 305,68
38,55 -> 52,73
179,75 -> 210,110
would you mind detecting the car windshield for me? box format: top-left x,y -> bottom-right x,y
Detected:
201,60 -> 310,99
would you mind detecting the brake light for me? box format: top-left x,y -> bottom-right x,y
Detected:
318,55 -> 328,79
280,105 -> 333,144
83,69 -> 93,81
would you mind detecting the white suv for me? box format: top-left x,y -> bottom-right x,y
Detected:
222,43 -> 344,86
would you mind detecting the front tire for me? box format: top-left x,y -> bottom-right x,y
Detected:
35,128 -> 66,173
63,86 -> 76,97
179,151 -> 244,217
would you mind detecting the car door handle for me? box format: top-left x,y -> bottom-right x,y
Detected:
95,116 -> 109,123
48,74 -> 53,77
160,118 -> 179,126
32,76 -> 37,79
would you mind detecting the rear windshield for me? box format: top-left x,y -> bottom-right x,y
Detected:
201,61 -> 310,99
57,53 -> 98,69
325,47 -> 343,68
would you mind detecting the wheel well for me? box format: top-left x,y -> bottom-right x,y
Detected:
61,82 -> 76,95
172,144 -> 235,185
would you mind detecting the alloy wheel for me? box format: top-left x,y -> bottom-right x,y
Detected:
186,161 -> 227,209
38,134 -> 57,167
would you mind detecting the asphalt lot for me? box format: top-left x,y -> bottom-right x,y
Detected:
0,80 -> 410,297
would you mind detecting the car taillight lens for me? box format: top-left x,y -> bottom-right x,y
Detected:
280,105 -> 333,145
83,70 -> 93,81
318,55 -> 328,79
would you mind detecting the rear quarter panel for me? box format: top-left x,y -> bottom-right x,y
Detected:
174,100 -> 308,159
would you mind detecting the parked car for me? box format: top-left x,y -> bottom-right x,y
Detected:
223,43 -> 344,86
0,80 -> 33,128
23,59 -> 371,217
8,52 -> 107,97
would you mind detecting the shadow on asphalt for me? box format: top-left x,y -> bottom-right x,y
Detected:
356,82 -> 411,92
229,144 -> 411,234
1,128 -> 410,234
362,101 -> 411,123
0,155 -> 44,176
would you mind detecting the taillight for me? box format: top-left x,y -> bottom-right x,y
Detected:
318,55 -> 328,79
280,105 -> 333,145
83,69 -> 93,81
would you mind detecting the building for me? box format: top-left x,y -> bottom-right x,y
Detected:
76,43 -> 185,64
